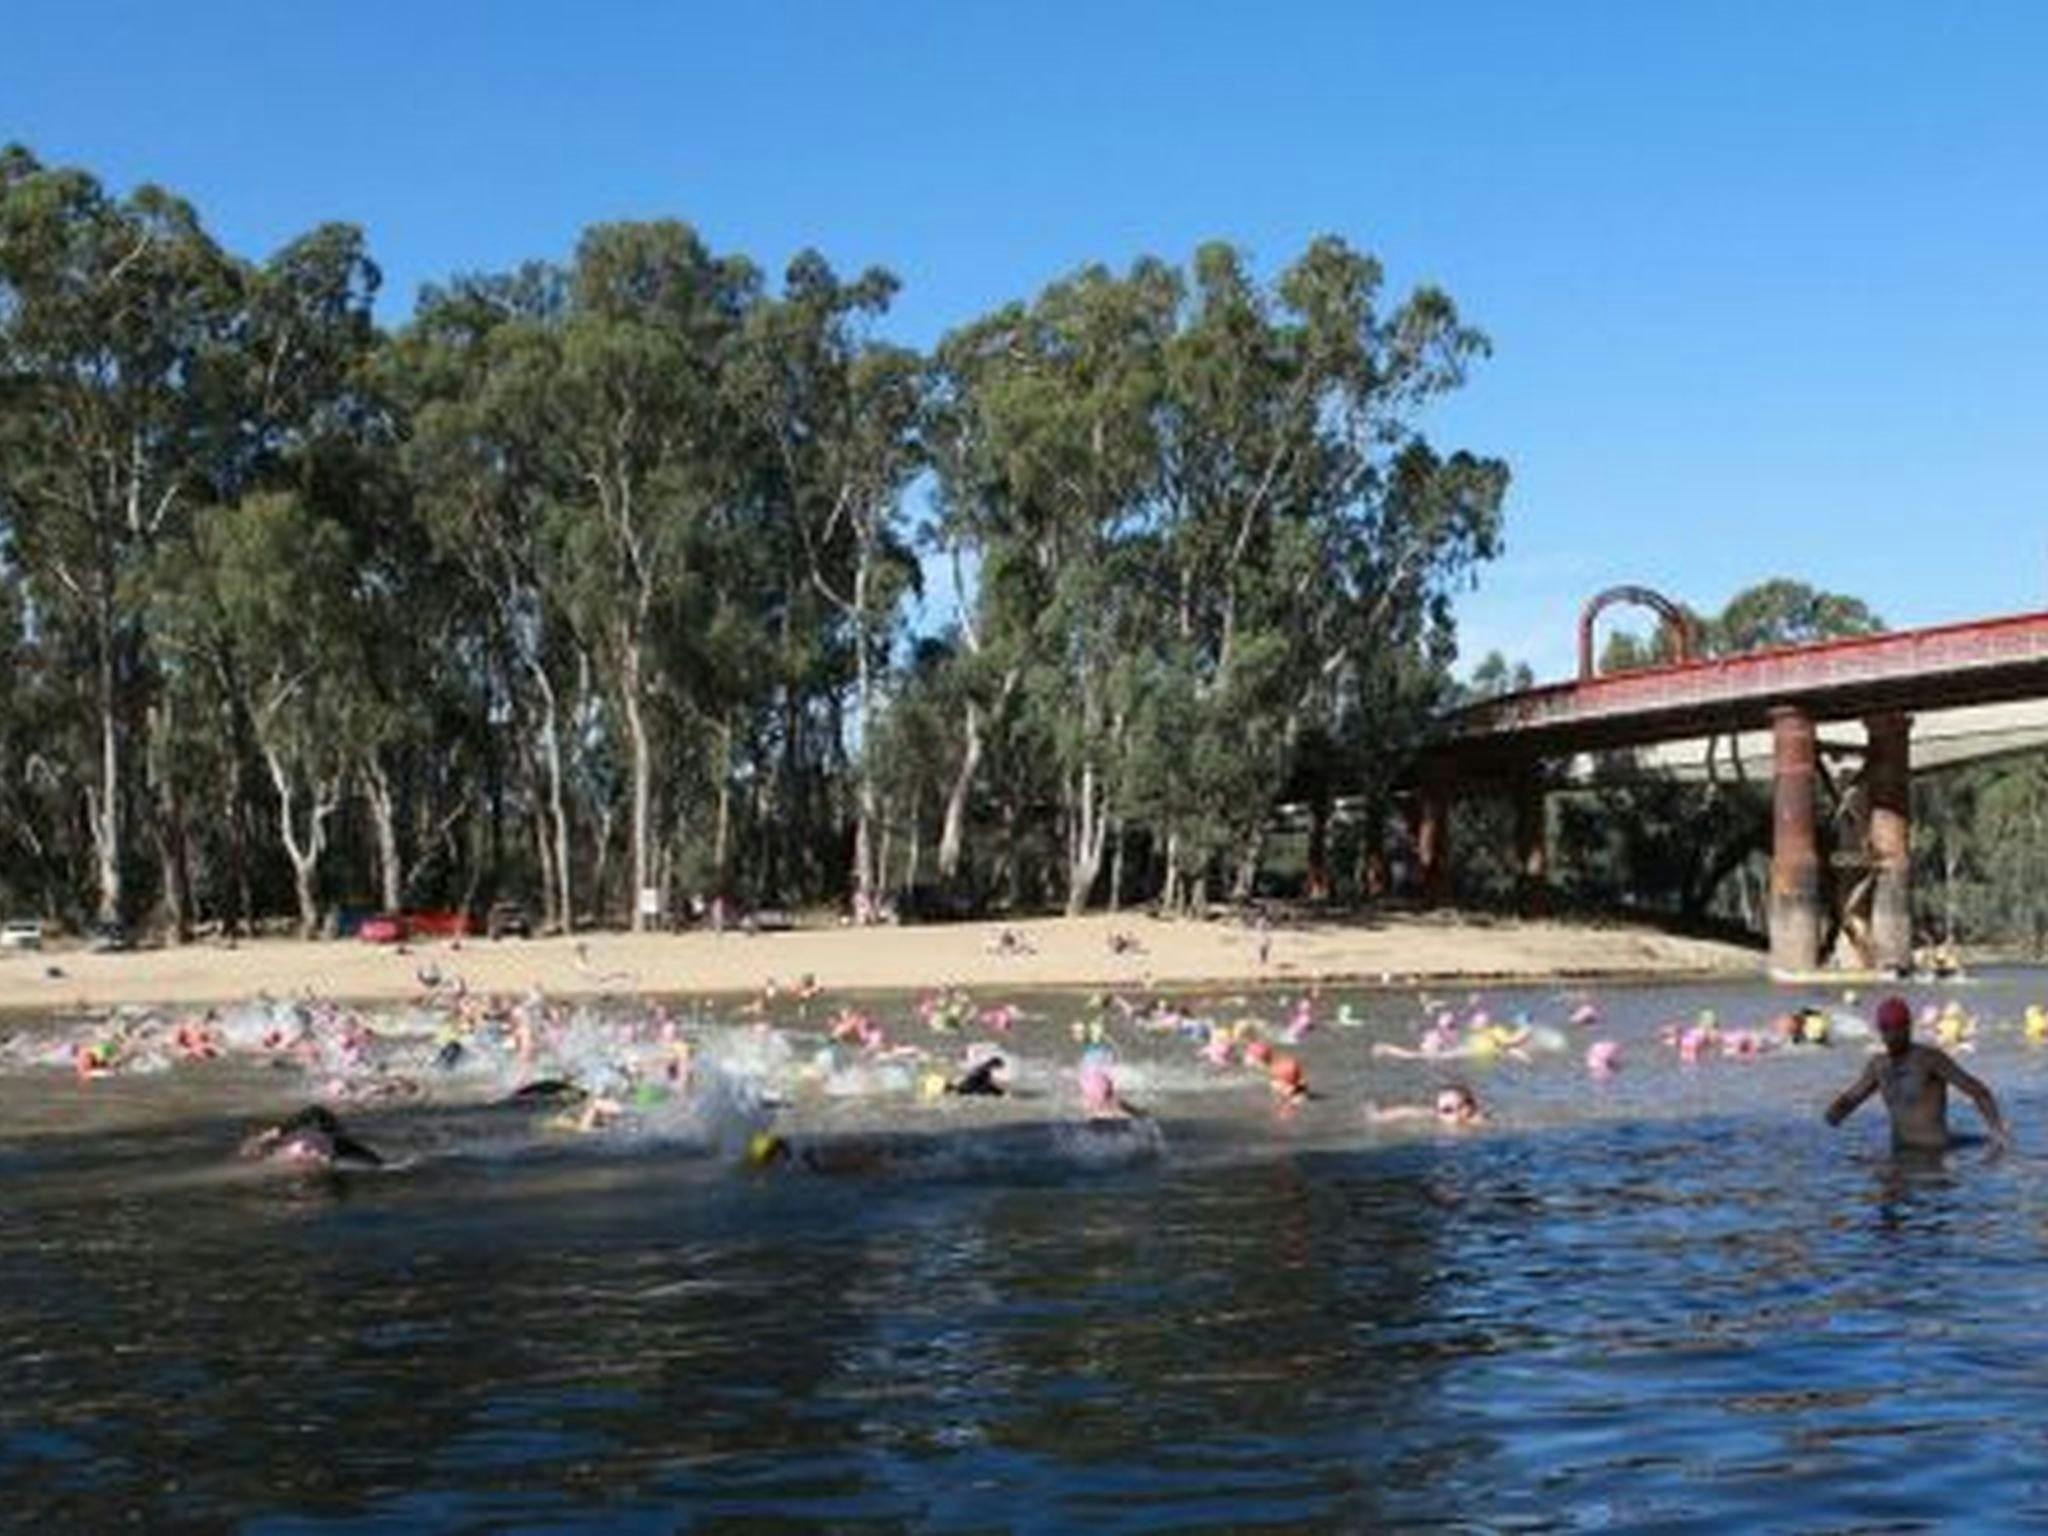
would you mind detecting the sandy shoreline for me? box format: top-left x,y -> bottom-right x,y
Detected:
0,911 -> 1764,1014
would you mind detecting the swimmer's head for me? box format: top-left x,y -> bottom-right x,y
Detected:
1435,1084 -> 1479,1125
747,1132 -> 792,1167
1079,1062 -> 1119,1114
1269,1054 -> 1307,1099
1875,995 -> 1913,1053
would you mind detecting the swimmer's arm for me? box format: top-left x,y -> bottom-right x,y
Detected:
1932,1050 -> 2010,1141
1367,1103 -> 1432,1124
1824,1059 -> 1881,1126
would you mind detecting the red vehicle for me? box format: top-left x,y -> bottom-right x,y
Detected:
357,914 -> 407,944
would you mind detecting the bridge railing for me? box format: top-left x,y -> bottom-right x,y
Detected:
1446,608 -> 2048,744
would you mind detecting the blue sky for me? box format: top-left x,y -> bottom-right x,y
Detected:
9,1 -> 2046,679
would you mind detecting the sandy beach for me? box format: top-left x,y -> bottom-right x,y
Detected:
0,910 -> 1763,1013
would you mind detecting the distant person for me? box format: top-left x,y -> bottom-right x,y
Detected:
1825,995 -> 2008,1151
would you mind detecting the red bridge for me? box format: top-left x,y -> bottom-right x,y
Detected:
1423,594 -> 2048,976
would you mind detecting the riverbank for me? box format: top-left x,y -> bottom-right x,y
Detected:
0,910 -> 1764,1013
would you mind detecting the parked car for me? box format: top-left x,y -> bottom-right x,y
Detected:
86,920 -> 132,952
0,919 -> 43,951
357,913 -> 408,944
486,900 -> 532,940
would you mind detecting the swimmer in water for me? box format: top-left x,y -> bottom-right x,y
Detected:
1367,1083 -> 1486,1130
1824,994 -> 2009,1152
948,1054 -> 1008,1097
1079,1060 -> 1145,1120
1268,1053 -> 1312,1105
746,1131 -> 893,1176
238,1105 -> 385,1169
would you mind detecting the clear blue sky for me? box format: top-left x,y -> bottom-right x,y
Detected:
9,1 -> 2047,679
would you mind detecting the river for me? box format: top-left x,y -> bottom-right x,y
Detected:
4,972 -> 2047,1531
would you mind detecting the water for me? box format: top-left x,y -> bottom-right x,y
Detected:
7,974 -> 2048,1531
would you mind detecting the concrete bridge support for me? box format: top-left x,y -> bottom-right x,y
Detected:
1770,706 -> 1822,973
1866,712 -> 1912,972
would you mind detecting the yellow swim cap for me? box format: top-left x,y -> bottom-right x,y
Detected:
747,1132 -> 790,1166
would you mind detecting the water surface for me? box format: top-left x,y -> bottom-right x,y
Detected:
6,973 -> 2048,1531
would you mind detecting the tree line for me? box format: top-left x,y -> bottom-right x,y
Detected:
0,145 -> 1508,937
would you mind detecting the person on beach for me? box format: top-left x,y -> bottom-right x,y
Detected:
1824,995 -> 2009,1151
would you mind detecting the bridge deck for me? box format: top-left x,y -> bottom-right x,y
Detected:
1443,608 -> 2048,762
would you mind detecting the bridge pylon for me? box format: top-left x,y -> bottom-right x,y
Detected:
1769,707 -> 1823,974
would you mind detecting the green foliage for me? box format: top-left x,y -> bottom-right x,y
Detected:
0,143 -> 1511,932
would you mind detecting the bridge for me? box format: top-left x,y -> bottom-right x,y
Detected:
1424,592 -> 2048,976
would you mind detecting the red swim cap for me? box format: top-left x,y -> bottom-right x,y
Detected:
1270,1054 -> 1305,1087
1875,995 -> 1912,1032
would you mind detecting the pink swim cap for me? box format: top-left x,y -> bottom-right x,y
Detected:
1079,1063 -> 1117,1112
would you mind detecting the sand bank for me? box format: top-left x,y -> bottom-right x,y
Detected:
0,911 -> 1763,1014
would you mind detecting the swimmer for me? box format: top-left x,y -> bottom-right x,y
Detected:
746,1132 -> 892,1176
1824,995 -> 2009,1152
1079,1061 -> 1144,1120
1368,1084 -> 1486,1130
1268,1053 -> 1311,1105
238,1105 -> 385,1169
948,1054 -> 1008,1097
508,1078 -> 588,1106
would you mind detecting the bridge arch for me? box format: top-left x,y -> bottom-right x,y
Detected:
1578,585 -> 1703,681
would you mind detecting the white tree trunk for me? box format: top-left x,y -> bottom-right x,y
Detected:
622,643 -> 654,932
366,761 -> 403,913
265,747 -> 337,940
530,665 -> 575,935
94,599 -> 122,923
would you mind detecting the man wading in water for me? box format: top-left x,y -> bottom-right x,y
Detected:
1825,995 -> 2010,1151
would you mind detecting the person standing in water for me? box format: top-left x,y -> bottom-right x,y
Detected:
1825,995 -> 2009,1150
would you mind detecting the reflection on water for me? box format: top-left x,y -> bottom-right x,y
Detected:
7,973 -> 2048,1529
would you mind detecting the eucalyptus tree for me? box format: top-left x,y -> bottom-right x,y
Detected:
544,224 -> 757,928
152,493 -> 362,936
0,145 -> 241,922
1151,238 -> 1504,903
932,259 -> 1180,913
391,266 -> 590,929
729,253 -> 923,919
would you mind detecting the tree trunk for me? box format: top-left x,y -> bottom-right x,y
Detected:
520,654 -> 574,934
1233,825 -> 1265,904
533,792 -> 558,929
93,592 -> 122,923
1064,761 -> 1107,916
146,703 -> 194,944
265,747 -> 335,940
850,556 -> 881,922
366,761 -> 403,913
939,696 -> 983,884
1305,793 -> 1332,901
903,790 -> 922,899
622,643 -> 654,932
713,713 -> 734,900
